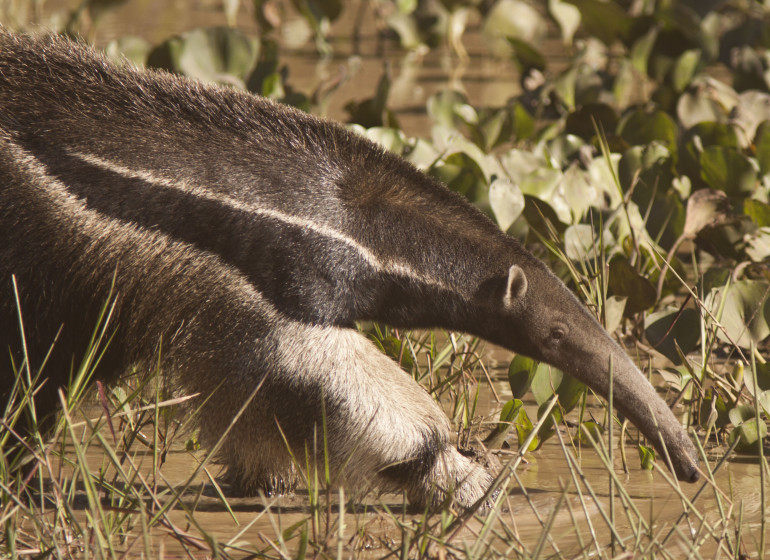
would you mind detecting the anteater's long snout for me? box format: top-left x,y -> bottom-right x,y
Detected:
678,457 -> 700,483
572,343 -> 700,484
613,352 -> 700,483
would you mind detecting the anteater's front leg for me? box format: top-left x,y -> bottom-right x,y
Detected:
215,323 -> 495,510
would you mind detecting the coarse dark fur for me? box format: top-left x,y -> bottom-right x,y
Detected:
0,31 -> 699,510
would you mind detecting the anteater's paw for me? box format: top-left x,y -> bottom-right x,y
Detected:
407,447 -> 497,513
223,467 -> 299,498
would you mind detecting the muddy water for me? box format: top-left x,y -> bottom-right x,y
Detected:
60,372 -> 766,558
22,1 -> 768,557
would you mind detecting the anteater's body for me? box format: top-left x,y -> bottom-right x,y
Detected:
0,32 -> 698,510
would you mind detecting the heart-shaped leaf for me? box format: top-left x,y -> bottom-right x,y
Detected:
148,27 -> 259,87
508,355 -> 538,399
645,307 -> 701,364
700,146 -> 758,197
489,178 -> 525,231
708,280 -> 770,349
548,0 -> 581,45
728,417 -> 768,453
608,257 -> 657,316
682,188 -> 730,238
618,108 -> 677,151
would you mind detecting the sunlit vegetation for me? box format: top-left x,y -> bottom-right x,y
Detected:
1,0 -> 769,557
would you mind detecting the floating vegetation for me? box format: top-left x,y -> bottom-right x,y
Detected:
1,0 -> 769,557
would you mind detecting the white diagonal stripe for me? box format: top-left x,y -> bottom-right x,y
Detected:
68,150 -> 454,294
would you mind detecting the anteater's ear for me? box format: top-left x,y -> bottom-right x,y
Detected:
503,265 -> 528,310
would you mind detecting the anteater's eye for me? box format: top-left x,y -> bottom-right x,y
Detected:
550,327 -> 566,342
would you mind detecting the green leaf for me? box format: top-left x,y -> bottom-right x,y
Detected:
483,0 -> 547,56
676,89 -> 727,130
745,199 -> 770,228
548,0 -> 581,45
575,421 -> 603,444
708,280 -> 770,349
396,0 -> 417,13
432,126 -> 503,184
564,224 -> 613,263
363,127 -> 408,154
629,26 -> 657,75
530,363 -> 558,406
512,102 -> 536,142
744,361 -> 770,398
555,374 -> 585,414
404,138 -> 441,170
178,27 -> 258,81
378,335 -> 415,369
546,134 -> 585,168
565,103 -> 618,142
507,355 -> 538,399
536,401 -> 563,444
516,408 -> 539,452
644,308 -> 701,364
672,49 -> 701,93
430,161 -> 481,201
699,146 -> 758,197
679,122 -> 739,182
761,391 -> 770,418
728,414 -> 768,454
385,11 -> 424,50
638,444 -> 655,470
290,0 -> 342,53
147,27 -> 259,86
553,66 -> 578,111
603,296 -> 627,334
617,142 -> 673,211
507,38 -> 546,75
563,0 -> 630,45
427,90 -> 467,129
522,195 -> 567,238
478,108 -> 508,150
484,399 -> 524,449
528,363 -> 583,414
729,403 -> 758,427
608,257 -> 656,316
104,36 -> 151,67
561,163 -> 601,221
733,91 -> 770,146
618,108 -> 677,151
658,366 -> 691,392
489,178 -> 525,232
754,121 -> 770,175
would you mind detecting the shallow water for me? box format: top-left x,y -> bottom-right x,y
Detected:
43,353 -> 766,559
18,2 -> 769,557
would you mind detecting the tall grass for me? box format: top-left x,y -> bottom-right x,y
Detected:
1,299 -> 764,558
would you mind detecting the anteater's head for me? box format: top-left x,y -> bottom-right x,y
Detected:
479,259 -> 700,484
